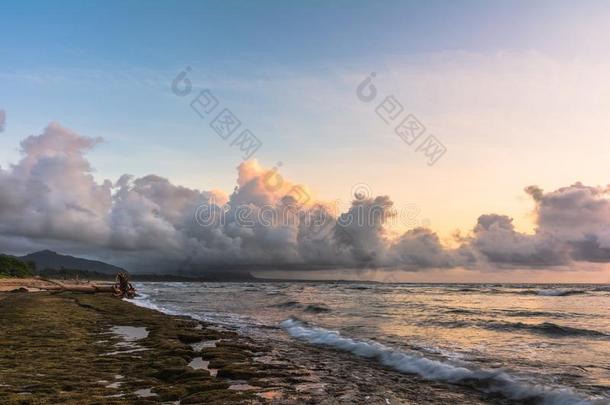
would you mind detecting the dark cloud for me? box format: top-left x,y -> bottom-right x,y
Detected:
388,228 -> 464,269
469,214 -> 569,266
467,183 -> 610,266
526,183 -> 610,263
1,123 -> 610,273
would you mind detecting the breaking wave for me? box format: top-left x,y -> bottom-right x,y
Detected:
280,318 -> 600,404
536,289 -> 586,297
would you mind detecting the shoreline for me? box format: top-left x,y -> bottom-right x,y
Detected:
0,287 -> 505,404
0,290 -> 307,404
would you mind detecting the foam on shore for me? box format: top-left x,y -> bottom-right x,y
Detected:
281,318 -> 601,405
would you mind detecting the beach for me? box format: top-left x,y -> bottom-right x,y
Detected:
0,282 -> 504,404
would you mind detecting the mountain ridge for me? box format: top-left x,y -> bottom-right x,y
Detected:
20,250 -> 126,274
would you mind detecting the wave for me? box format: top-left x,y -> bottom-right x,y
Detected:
281,319 -> 600,405
445,308 -> 477,315
271,300 -> 302,308
455,287 -> 478,292
433,318 -> 608,338
304,304 -> 331,313
269,301 -> 332,314
127,288 -> 253,329
536,289 -> 586,297
484,321 -> 607,338
125,291 -> 183,317
499,309 -> 566,318
346,285 -> 372,290
515,288 -> 586,296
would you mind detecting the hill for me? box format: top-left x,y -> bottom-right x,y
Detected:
20,250 -> 125,275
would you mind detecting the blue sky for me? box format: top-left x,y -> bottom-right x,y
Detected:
2,0 -> 610,239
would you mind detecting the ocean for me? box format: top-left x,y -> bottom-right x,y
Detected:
129,282 -> 610,404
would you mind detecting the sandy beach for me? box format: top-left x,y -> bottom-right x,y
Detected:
0,281 -> 504,404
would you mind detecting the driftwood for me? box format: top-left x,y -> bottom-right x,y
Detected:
61,284 -> 115,293
32,274 -> 134,297
112,272 -> 136,299
40,279 -> 115,293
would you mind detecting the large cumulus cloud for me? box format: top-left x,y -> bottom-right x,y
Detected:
1,123 -> 610,273
0,123 -> 459,272
465,183 -> 610,267
0,123 -> 112,244
525,184 -> 610,262
468,214 -> 569,266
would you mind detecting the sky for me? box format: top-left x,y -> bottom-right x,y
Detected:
1,1 -> 610,281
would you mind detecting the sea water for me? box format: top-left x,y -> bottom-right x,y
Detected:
128,282 -> 610,404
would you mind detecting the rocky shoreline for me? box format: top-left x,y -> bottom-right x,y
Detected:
0,291 -> 302,404
0,289 -> 507,404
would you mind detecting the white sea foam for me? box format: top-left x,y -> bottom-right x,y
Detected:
124,290 -> 184,317
125,285 -> 255,329
280,319 -> 601,405
123,283 -> 607,404
537,289 -> 585,297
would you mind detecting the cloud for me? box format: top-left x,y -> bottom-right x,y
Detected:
0,110 -> 5,132
388,228 -> 470,269
525,183 -> 610,262
1,123 -> 610,274
468,214 -> 569,266
0,123 -> 457,272
465,183 -> 610,267
0,123 -> 111,245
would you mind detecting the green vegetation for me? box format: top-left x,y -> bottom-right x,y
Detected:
0,255 -> 34,278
